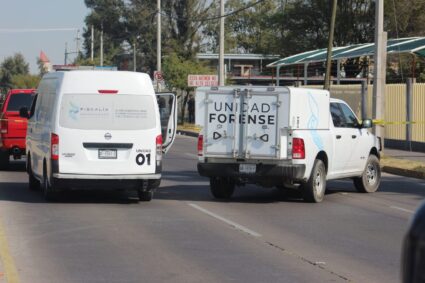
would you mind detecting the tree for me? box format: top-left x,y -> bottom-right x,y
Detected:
10,74 -> 40,89
0,53 -> 30,92
163,53 -> 211,123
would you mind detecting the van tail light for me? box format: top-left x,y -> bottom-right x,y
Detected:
156,135 -> 163,161
198,135 -> 203,156
51,133 -> 59,160
0,119 -> 7,134
292,138 -> 305,159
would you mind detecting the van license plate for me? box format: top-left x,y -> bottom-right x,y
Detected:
98,149 -> 117,159
239,164 -> 256,174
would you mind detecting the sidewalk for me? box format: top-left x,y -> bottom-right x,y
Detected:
176,127 -> 425,180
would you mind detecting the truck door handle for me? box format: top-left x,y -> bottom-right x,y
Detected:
336,135 -> 341,139
352,135 -> 357,139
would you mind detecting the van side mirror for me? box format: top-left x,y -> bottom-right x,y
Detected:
19,107 -> 30,119
361,119 -> 373,129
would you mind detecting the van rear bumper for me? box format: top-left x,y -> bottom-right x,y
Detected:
197,163 -> 305,180
51,174 -> 161,190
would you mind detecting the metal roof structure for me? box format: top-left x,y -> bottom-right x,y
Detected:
197,53 -> 280,60
267,37 -> 425,68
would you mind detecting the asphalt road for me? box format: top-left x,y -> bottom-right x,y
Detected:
0,135 -> 424,283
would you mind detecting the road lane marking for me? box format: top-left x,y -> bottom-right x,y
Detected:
390,206 -> 414,214
0,218 -> 20,283
188,203 -> 262,238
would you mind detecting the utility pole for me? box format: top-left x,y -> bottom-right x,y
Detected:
100,23 -> 104,66
324,0 -> 337,90
373,0 -> 387,146
91,25 -> 94,62
157,0 -> 161,73
75,29 -> 80,61
133,41 -> 137,72
219,0 -> 225,86
64,42 -> 68,64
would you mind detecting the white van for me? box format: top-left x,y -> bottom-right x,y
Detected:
20,71 -> 177,201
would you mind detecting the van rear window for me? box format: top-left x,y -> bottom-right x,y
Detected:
6,93 -> 35,111
59,93 -> 156,130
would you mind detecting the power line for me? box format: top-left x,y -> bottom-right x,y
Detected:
0,28 -> 78,33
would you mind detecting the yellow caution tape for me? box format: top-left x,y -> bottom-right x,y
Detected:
373,119 -> 425,125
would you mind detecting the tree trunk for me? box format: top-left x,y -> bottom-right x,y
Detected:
180,90 -> 190,124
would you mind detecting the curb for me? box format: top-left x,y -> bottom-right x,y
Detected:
176,132 -> 425,180
177,130 -> 199,138
382,166 -> 425,180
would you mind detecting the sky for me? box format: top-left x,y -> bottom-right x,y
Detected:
0,0 -> 89,74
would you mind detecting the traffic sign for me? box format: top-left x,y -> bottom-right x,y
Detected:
154,71 -> 164,82
188,74 -> 218,87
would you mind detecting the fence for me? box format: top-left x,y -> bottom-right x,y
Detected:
306,82 -> 425,152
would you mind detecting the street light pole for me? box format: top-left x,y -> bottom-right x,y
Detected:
219,0 -> 225,86
157,0 -> 161,73
373,0 -> 386,146
100,23 -> 104,66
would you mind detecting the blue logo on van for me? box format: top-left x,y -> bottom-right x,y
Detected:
69,102 -> 79,120
307,92 -> 324,150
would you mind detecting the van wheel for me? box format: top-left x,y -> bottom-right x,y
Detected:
138,190 -> 153,202
353,155 -> 381,193
42,164 -> 56,201
210,177 -> 235,199
28,156 -> 40,191
0,151 -> 9,170
302,159 -> 326,203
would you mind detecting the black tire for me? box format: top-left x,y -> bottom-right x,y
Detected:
42,163 -> 57,201
0,150 -> 9,170
27,156 -> 40,191
210,177 -> 235,199
301,159 -> 326,203
353,155 -> 381,193
138,190 -> 153,202
148,179 -> 161,190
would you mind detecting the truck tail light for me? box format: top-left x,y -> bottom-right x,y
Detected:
51,133 -> 59,160
156,134 -> 163,161
292,138 -> 305,159
0,119 -> 7,134
198,135 -> 203,156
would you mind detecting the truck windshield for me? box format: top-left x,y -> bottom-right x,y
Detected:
59,93 -> 156,130
6,93 -> 35,111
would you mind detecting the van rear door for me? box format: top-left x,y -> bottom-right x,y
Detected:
156,92 -> 177,154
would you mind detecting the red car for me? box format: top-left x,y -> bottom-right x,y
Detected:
0,89 -> 36,169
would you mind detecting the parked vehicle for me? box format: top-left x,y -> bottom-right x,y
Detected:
195,86 -> 381,202
20,71 -> 177,201
0,89 -> 36,169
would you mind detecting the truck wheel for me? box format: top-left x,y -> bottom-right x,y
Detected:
353,155 -> 381,193
28,157 -> 40,191
138,190 -> 153,202
148,179 -> 161,190
0,150 -> 9,170
42,164 -> 57,201
210,177 -> 235,199
302,159 -> 326,203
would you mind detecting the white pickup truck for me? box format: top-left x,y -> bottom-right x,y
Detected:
195,86 -> 382,203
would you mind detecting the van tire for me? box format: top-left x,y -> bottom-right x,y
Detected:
210,177 -> 235,199
353,155 -> 381,193
42,164 -> 57,201
138,190 -> 153,202
0,151 -> 9,170
302,159 -> 326,203
27,156 -> 40,191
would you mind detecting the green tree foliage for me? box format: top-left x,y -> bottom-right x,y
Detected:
163,53 -> 211,123
10,74 -> 40,89
0,53 -> 30,92
385,0 -> 425,38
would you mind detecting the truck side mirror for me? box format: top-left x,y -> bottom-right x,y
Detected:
402,201 -> 425,283
19,107 -> 30,119
362,119 -> 373,128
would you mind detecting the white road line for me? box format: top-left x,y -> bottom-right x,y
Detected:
390,206 -> 414,214
188,203 -> 262,238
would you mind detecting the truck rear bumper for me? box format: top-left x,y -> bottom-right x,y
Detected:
197,163 -> 305,180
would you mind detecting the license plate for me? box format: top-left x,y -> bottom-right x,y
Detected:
239,164 -> 256,174
98,149 -> 117,159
